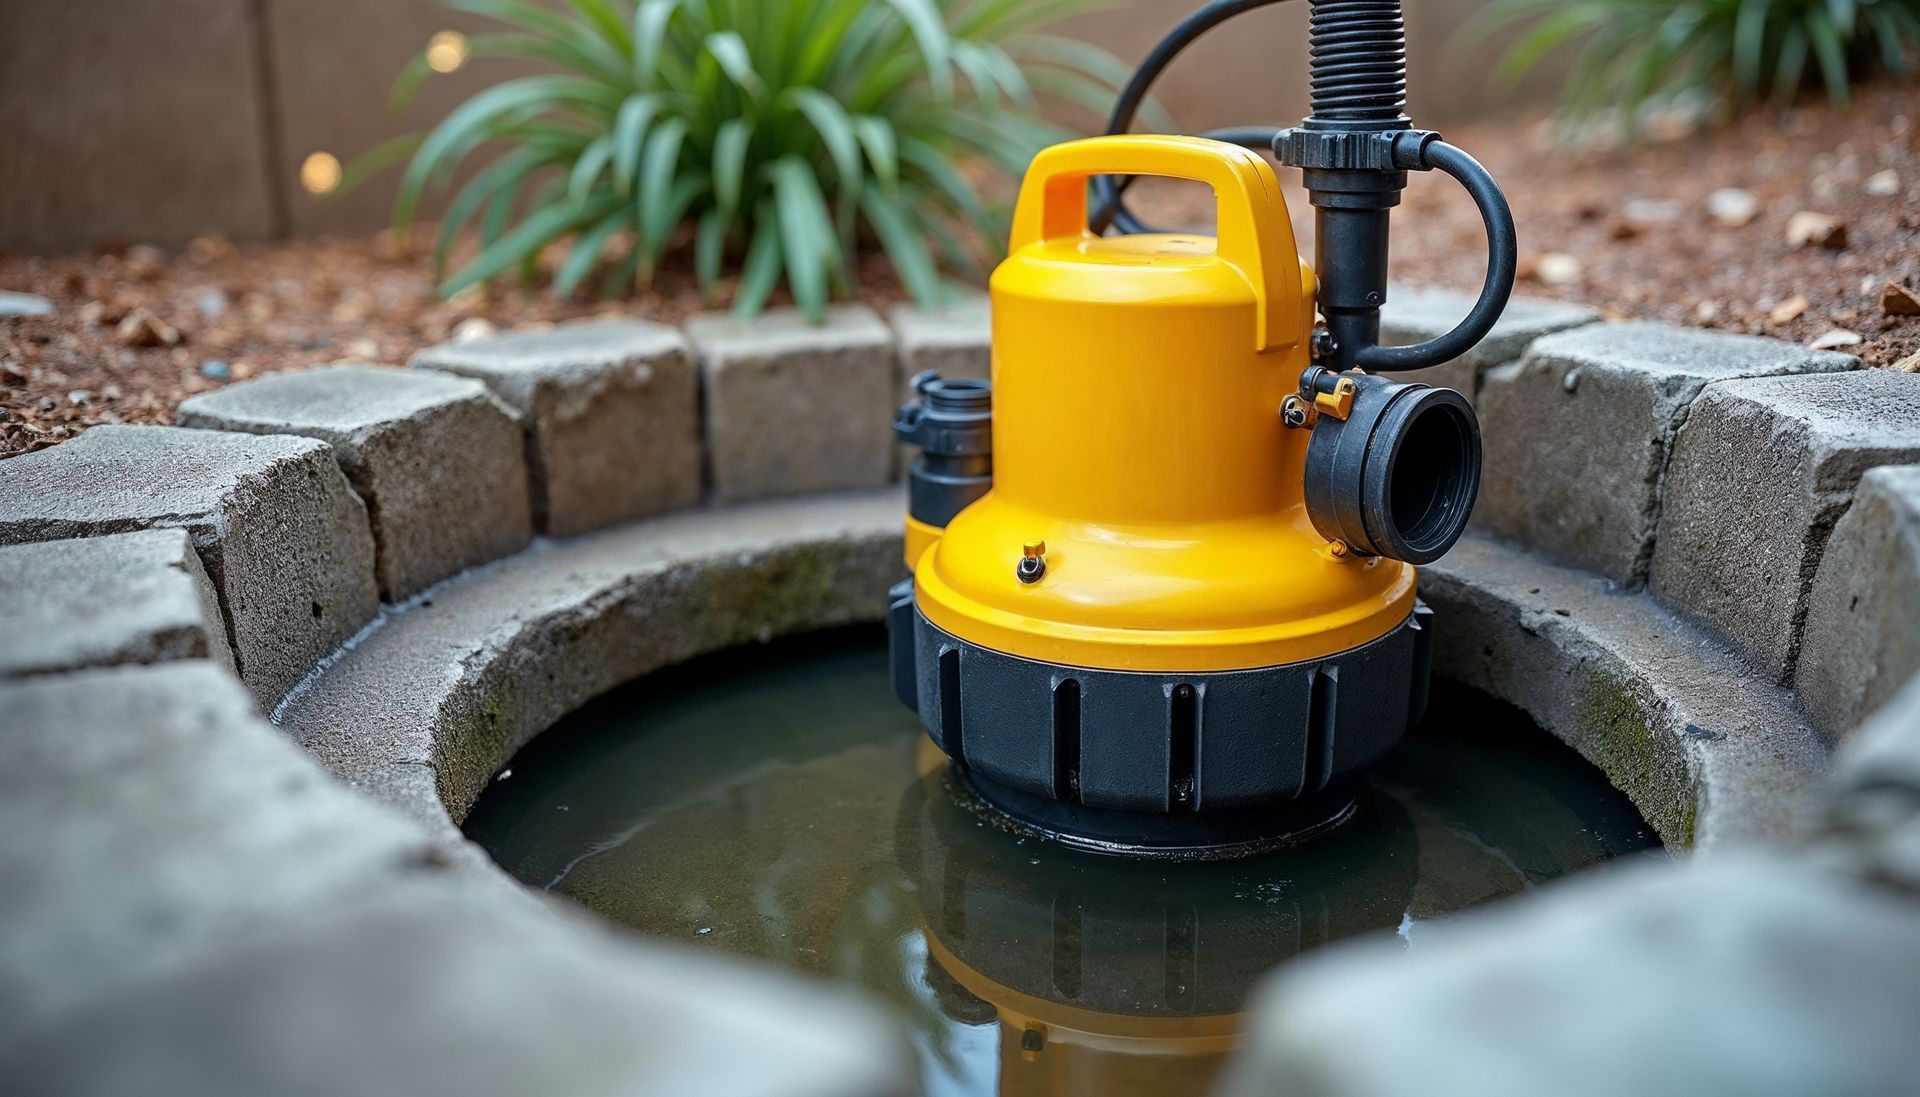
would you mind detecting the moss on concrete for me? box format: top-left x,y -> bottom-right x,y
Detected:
1576,668 -> 1696,847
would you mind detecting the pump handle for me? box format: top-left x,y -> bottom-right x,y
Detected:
1008,135 -> 1303,354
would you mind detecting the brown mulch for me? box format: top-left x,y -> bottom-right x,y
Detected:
0,234 -> 908,459
3,81 -> 1917,460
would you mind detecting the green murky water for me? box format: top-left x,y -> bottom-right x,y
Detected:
467,628 -> 1659,1097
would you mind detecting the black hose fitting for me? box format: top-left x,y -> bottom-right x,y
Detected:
894,371 -> 993,529
1302,373 -> 1481,564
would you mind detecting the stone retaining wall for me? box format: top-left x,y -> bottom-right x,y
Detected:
4,287 -> 1918,1093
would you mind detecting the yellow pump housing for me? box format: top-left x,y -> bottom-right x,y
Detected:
916,135 -> 1413,672
889,135 -> 1438,851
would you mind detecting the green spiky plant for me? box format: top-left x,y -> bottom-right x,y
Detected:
1478,0 -> 1920,127
352,0 -> 1152,319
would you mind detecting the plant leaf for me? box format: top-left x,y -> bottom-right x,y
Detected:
704,30 -> 765,101
900,135 -> 1001,244
554,207 -> 627,297
395,74 -> 617,229
950,41 -> 1002,109
641,173 -> 707,267
862,181 -> 940,304
561,0 -> 632,54
1804,7 -> 1852,104
882,0 -> 954,98
712,116 -> 754,216
1733,0 -> 1772,95
633,0 -> 685,87
786,87 -> 863,191
732,200 -> 783,317
612,93 -> 662,196
430,145 -> 546,277
567,135 -> 614,206
443,193 -> 616,297
769,156 -> 838,321
390,53 -> 435,115
1773,21 -> 1810,101
637,115 -> 690,253
336,132 -> 424,197
450,0 -> 629,83
694,208 -> 729,300
852,115 -> 898,191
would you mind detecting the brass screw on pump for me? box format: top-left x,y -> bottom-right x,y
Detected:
1017,540 -> 1047,584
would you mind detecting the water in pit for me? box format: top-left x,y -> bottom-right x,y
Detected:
466,628 -> 1660,1097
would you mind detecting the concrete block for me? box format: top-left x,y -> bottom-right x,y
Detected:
888,294 -> 992,394
1651,371 -> 1920,683
276,491 -> 901,822
0,889 -> 917,1097
1796,465 -> 1920,743
0,529 -> 233,678
178,365 -> 532,601
0,425 -> 378,706
0,663 -> 916,1097
0,663 -> 446,1039
1220,853 -> 1920,1097
686,305 -> 896,501
1425,534 -> 1826,851
1379,286 -> 1600,400
1475,322 -> 1857,582
1824,672 -> 1920,894
412,320 -> 700,537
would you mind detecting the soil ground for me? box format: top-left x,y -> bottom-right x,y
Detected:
2,82 -> 1915,459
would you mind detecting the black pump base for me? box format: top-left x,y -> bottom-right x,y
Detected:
953,765 -> 1359,862
889,597 -> 1434,857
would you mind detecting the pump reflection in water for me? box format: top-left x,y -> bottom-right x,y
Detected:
900,740 -> 1416,1097
463,635 -> 1658,1097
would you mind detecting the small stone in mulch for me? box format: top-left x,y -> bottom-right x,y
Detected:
452,317 -> 498,343
1623,198 -> 1682,224
1786,211 -> 1848,249
113,308 -> 180,348
1769,296 -> 1809,325
0,290 -> 53,318
1809,328 -> 1865,350
200,360 -> 231,380
1526,252 -> 1583,286
1881,282 -> 1920,317
1865,169 -> 1902,197
1706,187 -> 1760,227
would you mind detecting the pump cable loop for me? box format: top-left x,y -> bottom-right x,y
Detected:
1353,139 -> 1516,373
1090,0 -> 1285,236
1090,0 -> 1517,374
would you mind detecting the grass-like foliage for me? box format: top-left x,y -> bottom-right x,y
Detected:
360,0 -> 1140,318
1480,0 -> 1920,125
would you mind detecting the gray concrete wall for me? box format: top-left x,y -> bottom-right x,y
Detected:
0,0 -> 1526,253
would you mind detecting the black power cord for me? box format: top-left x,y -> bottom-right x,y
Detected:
1353,139 -> 1515,372
1088,0 -> 1516,375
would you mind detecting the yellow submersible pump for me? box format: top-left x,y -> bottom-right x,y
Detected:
889,0 -> 1517,858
